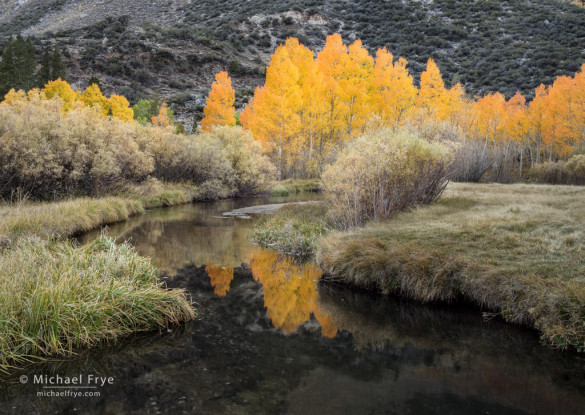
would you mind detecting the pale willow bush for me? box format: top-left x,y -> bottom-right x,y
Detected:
322,129 -> 452,228
528,154 -> 585,185
137,125 -> 275,196
0,92 -> 152,198
203,126 -> 276,195
0,93 -> 275,199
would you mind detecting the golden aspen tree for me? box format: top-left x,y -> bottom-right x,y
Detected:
201,71 -> 236,132
80,83 -> 108,115
415,59 -> 464,122
527,84 -> 549,164
339,39 -> 374,136
371,48 -> 417,126
299,56 -> 328,173
241,39 -> 303,178
107,94 -> 134,121
504,91 -> 530,176
2,89 -> 26,104
474,92 -> 507,144
42,78 -> 78,111
315,34 -> 348,144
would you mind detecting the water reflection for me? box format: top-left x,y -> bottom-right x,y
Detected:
78,194 -> 322,274
249,249 -> 337,338
205,264 -> 234,297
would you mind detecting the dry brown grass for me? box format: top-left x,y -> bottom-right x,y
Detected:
317,182 -> 585,350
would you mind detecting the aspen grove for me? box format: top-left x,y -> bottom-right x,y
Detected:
237,34 -> 585,180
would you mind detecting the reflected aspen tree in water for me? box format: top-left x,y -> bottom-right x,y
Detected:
204,264 -> 235,297
249,249 -> 337,338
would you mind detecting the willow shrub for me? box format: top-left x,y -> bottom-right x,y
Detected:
528,154 -> 585,185
135,125 -> 274,197
0,93 -> 275,199
0,92 -> 153,198
322,128 -> 452,228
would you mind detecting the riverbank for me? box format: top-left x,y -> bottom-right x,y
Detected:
0,180 -> 204,247
269,179 -> 322,196
0,235 -> 194,372
317,182 -> 585,350
252,182 -> 585,350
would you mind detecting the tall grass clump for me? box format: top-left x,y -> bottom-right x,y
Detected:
0,197 -> 144,246
322,128 -> 452,228
0,236 -> 194,371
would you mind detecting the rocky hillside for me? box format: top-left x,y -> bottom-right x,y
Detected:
1,0 -> 585,131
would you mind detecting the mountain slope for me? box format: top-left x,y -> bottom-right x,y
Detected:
1,0 -> 584,130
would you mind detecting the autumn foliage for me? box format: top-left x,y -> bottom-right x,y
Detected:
201,71 -> 236,132
240,34 -> 585,181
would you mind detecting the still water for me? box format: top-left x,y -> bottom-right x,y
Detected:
1,195 -> 585,415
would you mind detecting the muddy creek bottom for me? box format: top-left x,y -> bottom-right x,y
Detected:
1,195 -> 584,415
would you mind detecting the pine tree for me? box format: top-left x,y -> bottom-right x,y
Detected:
87,76 -> 101,89
0,38 -> 15,96
9,36 -> 37,91
50,47 -> 66,81
37,49 -> 52,88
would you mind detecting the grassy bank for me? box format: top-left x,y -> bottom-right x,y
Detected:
0,236 -> 194,372
317,182 -> 585,350
0,180 -> 205,246
251,202 -> 330,258
269,179 -> 322,196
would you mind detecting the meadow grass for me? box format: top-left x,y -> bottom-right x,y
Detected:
269,179 -> 322,196
317,182 -> 585,350
0,235 -> 194,372
251,202 -> 330,258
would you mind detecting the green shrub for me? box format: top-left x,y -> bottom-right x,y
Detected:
322,128 -> 452,228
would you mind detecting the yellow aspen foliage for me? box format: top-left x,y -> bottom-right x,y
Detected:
201,71 -> 236,132
473,92 -> 507,144
42,78 -> 78,111
81,83 -> 109,115
415,59 -> 464,122
371,48 -> 417,126
107,94 -> 134,122
151,102 -> 172,128
2,89 -> 27,105
241,38 -> 304,178
340,39 -> 374,136
316,34 -> 350,142
504,91 -> 529,144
